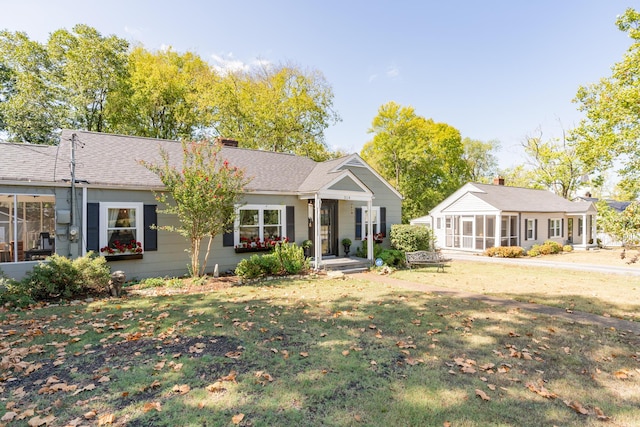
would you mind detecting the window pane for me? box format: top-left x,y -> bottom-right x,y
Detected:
240,210 -> 258,226
264,210 -> 280,225
108,229 -> 138,247
239,226 -> 259,242
264,226 -> 281,240
108,208 -> 136,229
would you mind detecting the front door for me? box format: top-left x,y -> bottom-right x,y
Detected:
309,200 -> 338,256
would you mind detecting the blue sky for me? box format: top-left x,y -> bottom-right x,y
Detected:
1,0 -> 635,169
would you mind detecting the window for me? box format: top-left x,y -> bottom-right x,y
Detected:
99,203 -> 144,253
437,217 -> 441,229
549,218 -> 562,238
0,194 -> 56,262
236,205 -> 286,245
526,219 -> 536,240
355,206 -> 386,240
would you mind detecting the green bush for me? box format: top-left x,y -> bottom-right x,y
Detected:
563,244 -> 574,252
235,242 -> 309,280
18,252 -> 110,301
355,241 -> 384,259
390,224 -> 433,252
379,249 -> 405,267
527,245 -> 541,257
484,246 -> 525,258
139,277 -> 168,288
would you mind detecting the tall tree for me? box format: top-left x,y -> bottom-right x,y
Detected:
573,7 -> 640,198
141,140 -> 251,277
109,46 -> 213,140
208,63 -> 341,160
0,30 -> 62,144
462,137 -> 500,183
521,128 -> 586,199
47,24 -> 129,133
361,102 -> 470,222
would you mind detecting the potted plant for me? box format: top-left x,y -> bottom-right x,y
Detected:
302,239 -> 313,257
341,238 -> 352,257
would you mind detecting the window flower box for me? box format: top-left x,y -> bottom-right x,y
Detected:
234,237 -> 289,253
101,240 -> 143,261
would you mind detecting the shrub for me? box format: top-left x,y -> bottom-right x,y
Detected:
390,224 -> 433,252
379,249 -> 405,267
139,277 -> 168,288
563,244 -> 574,252
484,246 -> 525,258
539,240 -> 563,255
527,245 -> 541,257
235,242 -> 309,280
355,241 -> 384,259
19,253 -> 110,301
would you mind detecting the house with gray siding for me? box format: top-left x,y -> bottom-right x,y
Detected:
0,130 -> 402,279
410,179 -> 597,252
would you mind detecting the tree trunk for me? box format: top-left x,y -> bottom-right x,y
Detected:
200,234 -> 214,277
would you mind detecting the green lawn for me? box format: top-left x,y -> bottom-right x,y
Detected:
1,268 -> 639,426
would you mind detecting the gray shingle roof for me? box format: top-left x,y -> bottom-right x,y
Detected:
1,130 -> 359,194
469,183 -> 592,213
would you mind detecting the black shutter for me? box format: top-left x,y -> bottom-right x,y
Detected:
222,230 -> 234,247
355,207 -> 362,240
534,219 -> 538,240
144,205 -> 158,251
86,203 -> 100,252
286,206 -> 295,240
380,207 -> 387,237
561,218 -> 564,238
548,219 -> 551,238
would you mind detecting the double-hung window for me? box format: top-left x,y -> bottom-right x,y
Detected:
99,202 -> 144,253
549,218 -> 562,238
236,205 -> 286,244
526,219 -> 536,240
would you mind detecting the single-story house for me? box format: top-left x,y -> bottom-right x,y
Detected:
0,129 -> 402,279
410,178 -> 598,252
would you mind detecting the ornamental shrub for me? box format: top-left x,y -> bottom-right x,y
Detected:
235,242 -> 309,280
379,249 -> 405,267
484,246 -> 525,258
563,244 -> 573,252
390,224 -> 433,252
19,252 -> 110,301
539,240 -> 563,255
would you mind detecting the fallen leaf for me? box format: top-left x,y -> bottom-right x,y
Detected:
232,413 -> 245,424
1,412 -> 17,422
97,413 -> 116,425
143,402 -> 162,413
594,407 -> 610,421
27,415 -> 56,426
206,381 -> 226,392
475,389 -> 491,401
84,410 -> 97,420
564,400 -> 589,415
172,384 -> 190,395
221,371 -> 237,382
342,350 -> 350,356
300,352 -> 309,358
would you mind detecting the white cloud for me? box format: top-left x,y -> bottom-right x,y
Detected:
210,52 -> 273,75
368,74 -> 378,83
386,65 -> 400,79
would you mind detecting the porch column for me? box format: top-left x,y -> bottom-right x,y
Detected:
367,198 -> 373,263
581,214 -> 587,246
590,214 -> 597,245
314,195 -> 322,270
495,214 -> 501,247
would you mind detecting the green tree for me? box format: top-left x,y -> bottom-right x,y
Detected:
47,24 -> 129,133
361,102 -> 470,222
110,46 -> 213,140
142,140 -> 251,277
208,63 -> 341,161
521,128 -> 586,199
0,30 -> 62,144
462,137 -> 500,182
573,8 -> 640,198
597,200 -> 640,247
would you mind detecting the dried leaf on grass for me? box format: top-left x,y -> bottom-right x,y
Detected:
475,389 -> 491,401
232,413 -> 245,424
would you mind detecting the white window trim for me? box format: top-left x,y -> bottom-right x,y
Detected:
363,206 -> 381,236
99,202 -> 144,253
526,219 -> 535,240
550,218 -> 562,238
234,204 -> 287,246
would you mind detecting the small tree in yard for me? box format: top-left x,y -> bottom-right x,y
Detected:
142,140 -> 250,277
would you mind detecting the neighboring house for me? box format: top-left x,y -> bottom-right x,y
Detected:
410,178 -> 597,252
576,195 -> 632,247
0,130 -> 402,279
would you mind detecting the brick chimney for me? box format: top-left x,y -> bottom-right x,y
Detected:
215,137 -> 238,147
493,176 -> 505,186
